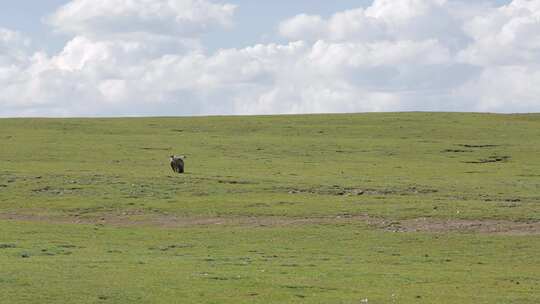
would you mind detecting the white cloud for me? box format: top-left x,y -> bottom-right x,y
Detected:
47,0 -> 236,38
279,14 -> 327,41
459,0 -> 540,66
1,0 -> 540,117
279,0 -> 470,46
307,40 -> 450,69
455,66 -> 540,112
0,28 -> 31,65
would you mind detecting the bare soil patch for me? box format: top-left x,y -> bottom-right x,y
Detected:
459,144 -> 500,148
381,218 -> 540,235
284,185 -> 438,196
0,212 -> 538,235
442,149 -> 473,153
464,155 -> 511,164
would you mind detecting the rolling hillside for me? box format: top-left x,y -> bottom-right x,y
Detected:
1,113 -> 539,303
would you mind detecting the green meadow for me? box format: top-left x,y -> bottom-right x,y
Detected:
1,113 -> 539,303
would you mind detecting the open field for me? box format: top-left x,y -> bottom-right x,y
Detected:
1,113 -> 539,303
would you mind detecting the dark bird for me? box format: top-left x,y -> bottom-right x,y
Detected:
169,155 -> 186,174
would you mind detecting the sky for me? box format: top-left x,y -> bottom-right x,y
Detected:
0,0 -> 538,117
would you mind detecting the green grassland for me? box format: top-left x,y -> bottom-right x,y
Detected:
0,113 -> 539,303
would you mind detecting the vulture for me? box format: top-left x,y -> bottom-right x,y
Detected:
169,155 -> 186,174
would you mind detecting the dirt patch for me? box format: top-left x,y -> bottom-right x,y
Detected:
285,185 -> 437,196
0,243 -> 17,249
192,176 -> 258,185
442,149 -> 473,153
0,212 -> 538,235
0,212 -> 367,228
459,144 -> 500,148
140,147 -> 172,151
218,180 -> 257,185
31,186 -> 83,195
464,155 -> 511,164
382,218 -> 540,235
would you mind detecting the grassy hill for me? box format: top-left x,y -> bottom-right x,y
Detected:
1,113 -> 539,303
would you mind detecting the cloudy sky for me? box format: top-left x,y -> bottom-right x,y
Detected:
1,0 -> 539,117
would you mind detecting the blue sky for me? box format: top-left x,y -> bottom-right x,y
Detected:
206,0 -> 374,49
1,0 -> 513,52
0,0 -> 537,117
1,0 -> 375,52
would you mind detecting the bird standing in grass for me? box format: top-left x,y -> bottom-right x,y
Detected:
170,155 -> 186,174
